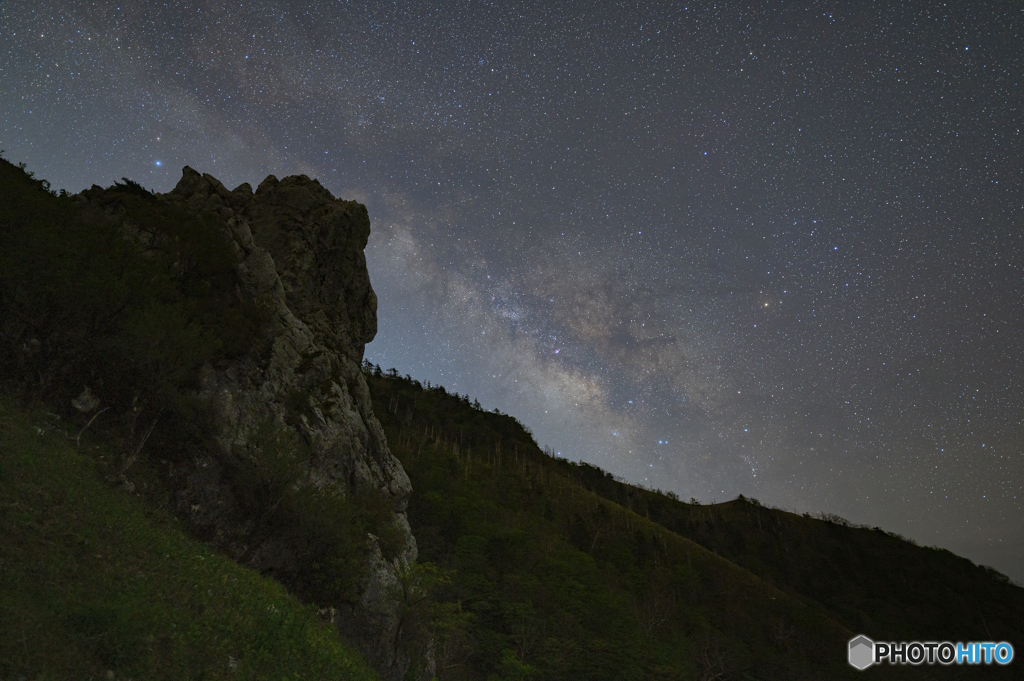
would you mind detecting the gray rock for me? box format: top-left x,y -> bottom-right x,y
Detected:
72,386 -> 100,413
161,166 -> 418,680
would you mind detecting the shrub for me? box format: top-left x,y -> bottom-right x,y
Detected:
0,158 -> 271,463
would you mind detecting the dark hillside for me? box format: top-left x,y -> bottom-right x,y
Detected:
591,491 -> 1024,646
367,368 -> 1023,680
532,452 -> 1024,647
367,369 -> 862,680
0,157 -> 268,466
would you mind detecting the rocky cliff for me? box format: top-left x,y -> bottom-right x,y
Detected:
161,167 -> 418,679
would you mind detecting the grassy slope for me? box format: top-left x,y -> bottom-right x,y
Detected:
368,371 -> 1022,680
371,374 -> 854,680
400,444 -> 863,681
0,396 -> 378,681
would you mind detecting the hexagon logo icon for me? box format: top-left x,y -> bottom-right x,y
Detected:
849,635 -> 874,670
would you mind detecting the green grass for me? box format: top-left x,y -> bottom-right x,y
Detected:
0,396 -> 379,681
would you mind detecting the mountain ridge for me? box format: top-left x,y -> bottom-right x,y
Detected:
1,159 -> 1020,680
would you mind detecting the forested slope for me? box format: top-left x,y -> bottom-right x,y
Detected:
367,368 -> 1022,680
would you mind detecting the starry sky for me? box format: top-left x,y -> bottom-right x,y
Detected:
3,1 -> 1022,581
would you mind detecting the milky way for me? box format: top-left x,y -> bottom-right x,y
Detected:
3,0 -> 1022,580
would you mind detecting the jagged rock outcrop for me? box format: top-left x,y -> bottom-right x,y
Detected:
160,167 -> 418,680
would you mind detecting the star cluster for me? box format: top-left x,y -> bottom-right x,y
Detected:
2,0 -> 1021,580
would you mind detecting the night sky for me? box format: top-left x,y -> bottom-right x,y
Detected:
3,1 -> 1022,581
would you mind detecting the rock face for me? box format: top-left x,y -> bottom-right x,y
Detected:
162,167 -> 417,680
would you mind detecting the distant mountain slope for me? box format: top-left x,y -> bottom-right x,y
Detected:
366,368 -> 1023,680
568,480 -> 1024,646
